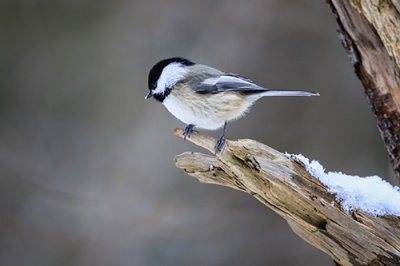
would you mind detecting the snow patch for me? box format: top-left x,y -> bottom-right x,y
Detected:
287,153 -> 400,216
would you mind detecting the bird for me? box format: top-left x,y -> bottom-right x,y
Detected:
146,57 -> 319,153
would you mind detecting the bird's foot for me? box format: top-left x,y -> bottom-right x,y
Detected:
215,134 -> 225,154
183,124 -> 195,141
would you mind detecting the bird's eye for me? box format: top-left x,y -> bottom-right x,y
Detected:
152,82 -> 157,89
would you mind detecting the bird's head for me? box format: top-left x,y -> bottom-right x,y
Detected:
146,57 -> 194,102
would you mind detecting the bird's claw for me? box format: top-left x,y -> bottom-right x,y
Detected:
183,124 -> 195,141
215,135 -> 225,154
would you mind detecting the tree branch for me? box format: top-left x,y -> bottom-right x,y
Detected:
174,129 -> 400,265
327,0 -> 400,181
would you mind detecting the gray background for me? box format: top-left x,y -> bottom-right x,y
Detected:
1,0 -> 397,265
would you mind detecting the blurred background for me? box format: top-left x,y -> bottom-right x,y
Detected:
1,0 -> 397,265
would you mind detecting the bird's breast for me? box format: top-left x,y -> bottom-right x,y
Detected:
162,87 -> 250,130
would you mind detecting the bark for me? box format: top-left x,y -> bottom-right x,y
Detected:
174,129 -> 400,266
327,0 -> 400,181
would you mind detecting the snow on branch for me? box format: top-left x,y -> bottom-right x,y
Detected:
173,128 -> 400,266
291,154 -> 400,216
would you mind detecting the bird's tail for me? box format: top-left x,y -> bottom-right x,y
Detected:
260,90 -> 320,97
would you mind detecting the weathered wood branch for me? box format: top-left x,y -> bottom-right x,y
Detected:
327,0 -> 400,181
174,129 -> 400,265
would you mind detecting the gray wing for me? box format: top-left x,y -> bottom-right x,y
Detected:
194,74 -> 267,94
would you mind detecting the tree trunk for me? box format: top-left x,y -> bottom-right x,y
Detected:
174,129 -> 400,266
327,0 -> 400,181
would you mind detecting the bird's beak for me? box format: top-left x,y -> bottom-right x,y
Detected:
145,92 -> 153,99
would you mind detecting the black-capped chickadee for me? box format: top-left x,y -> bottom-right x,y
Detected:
146,57 -> 319,153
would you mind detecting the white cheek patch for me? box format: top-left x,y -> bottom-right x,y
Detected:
153,63 -> 189,94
